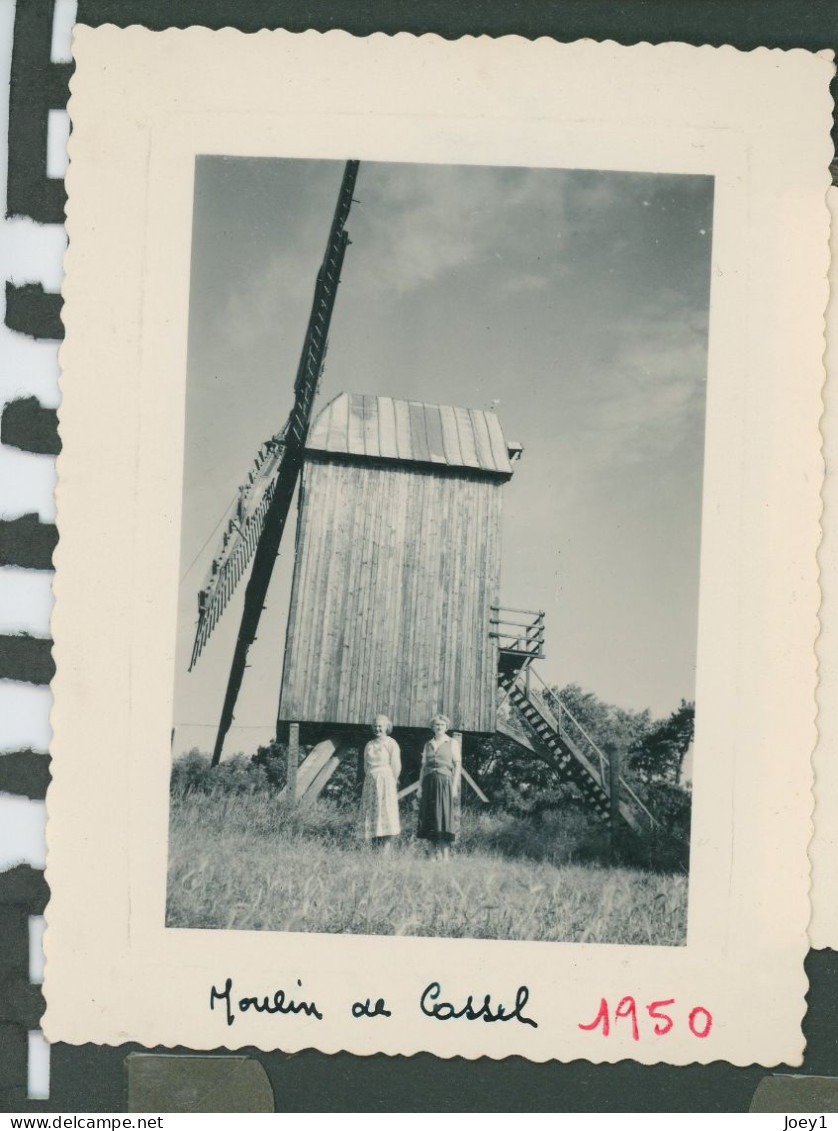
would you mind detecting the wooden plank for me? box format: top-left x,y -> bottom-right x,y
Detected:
475,479 -> 490,725
424,403 -> 447,464
485,411 -> 512,474
346,463 -> 370,723
609,744 -> 621,862
353,462 -> 385,724
496,717 -> 537,751
435,473 -> 452,719
293,464 -> 322,719
306,394 -> 330,451
439,404 -> 463,467
285,723 -> 299,806
284,735 -> 342,798
362,393 -> 380,458
401,467 -> 425,726
454,477 -> 471,724
299,740 -> 348,805
305,462 -> 336,720
437,475 -> 455,724
469,407 -> 495,472
347,392 -> 365,454
326,391 -> 350,453
388,468 -> 411,722
461,768 -> 489,804
393,398 -> 412,460
452,731 -> 463,834
310,463 -> 336,718
408,401 -> 431,465
419,470 -> 441,721
333,464 -> 359,721
321,463 -> 353,720
352,461 -> 383,722
455,477 -> 474,726
453,405 -> 480,467
416,470 -> 438,719
377,396 -> 398,460
481,482 -> 499,730
299,755 -> 341,805
314,466 -> 339,719
371,467 -> 397,723
281,479 -> 305,718
417,468 -> 438,724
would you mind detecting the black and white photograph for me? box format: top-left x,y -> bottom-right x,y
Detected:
46,29 -> 824,1063
167,155 -> 713,946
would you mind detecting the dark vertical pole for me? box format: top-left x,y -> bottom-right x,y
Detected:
286,723 -> 299,809
453,731 -> 463,834
609,743 -> 621,863
209,160 -> 359,765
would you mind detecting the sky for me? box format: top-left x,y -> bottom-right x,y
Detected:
173,157 -> 714,758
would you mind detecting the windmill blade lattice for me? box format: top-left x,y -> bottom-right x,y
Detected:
195,159 -> 360,765
189,421 -> 289,669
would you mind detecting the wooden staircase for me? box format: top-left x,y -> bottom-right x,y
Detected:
494,611 -> 653,836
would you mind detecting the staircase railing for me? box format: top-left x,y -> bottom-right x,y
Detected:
490,606 -> 545,658
520,665 -> 659,831
525,665 -> 608,787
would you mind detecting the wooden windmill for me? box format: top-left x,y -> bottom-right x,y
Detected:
189,159 -> 656,836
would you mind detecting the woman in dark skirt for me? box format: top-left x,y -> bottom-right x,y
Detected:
417,714 -> 462,861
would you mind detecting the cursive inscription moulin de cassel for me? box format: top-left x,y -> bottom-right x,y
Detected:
420,981 -> 538,1028
210,977 -> 324,1026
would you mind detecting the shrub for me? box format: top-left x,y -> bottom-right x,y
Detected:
457,805 -> 609,867
170,749 -> 269,797
250,741 -> 288,790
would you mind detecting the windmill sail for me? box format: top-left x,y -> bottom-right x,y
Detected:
189,425 -> 289,669
187,159 -> 360,764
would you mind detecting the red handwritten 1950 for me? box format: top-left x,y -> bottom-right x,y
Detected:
578,997 -> 712,1040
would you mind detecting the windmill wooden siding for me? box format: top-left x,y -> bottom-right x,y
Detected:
278,393 -> 513,734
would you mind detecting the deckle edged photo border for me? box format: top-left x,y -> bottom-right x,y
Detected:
45,28 -> 831,1066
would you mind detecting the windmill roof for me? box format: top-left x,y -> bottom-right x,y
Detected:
306,392 -> 514,477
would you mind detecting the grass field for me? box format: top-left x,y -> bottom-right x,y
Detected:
166,786 -> 687,945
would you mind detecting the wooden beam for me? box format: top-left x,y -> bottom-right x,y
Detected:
496,718 -> 537,752
299,753 -> 343,806
285,723 -> 299,808
453,731 -> 463,832
609,744 -> 621,863
461,767 -> 489,804
296,737 -> 349,806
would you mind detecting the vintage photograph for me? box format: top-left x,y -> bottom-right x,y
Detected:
47,28 -> 824,1063
167,155 -> 713,946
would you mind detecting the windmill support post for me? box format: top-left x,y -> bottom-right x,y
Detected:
608,743 -> 621,863
453,731 -> 463,831
285,722 -> 300,810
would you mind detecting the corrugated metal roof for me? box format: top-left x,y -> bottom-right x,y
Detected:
307,393 -> 514,476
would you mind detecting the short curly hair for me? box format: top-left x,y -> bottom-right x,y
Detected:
430,713 -> 451,730
372,713 -> 393,735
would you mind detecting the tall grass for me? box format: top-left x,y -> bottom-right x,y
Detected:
167,782 -> 687,945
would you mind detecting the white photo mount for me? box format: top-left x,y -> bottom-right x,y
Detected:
46,29 -> 831,1065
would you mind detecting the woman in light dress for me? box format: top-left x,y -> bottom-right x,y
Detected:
360,714 -> 401,849
417,714 -> 461,861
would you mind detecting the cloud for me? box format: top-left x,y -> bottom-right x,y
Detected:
350,163 -> 578,296
219,246 -> 319,354
557,291 -> 709,486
